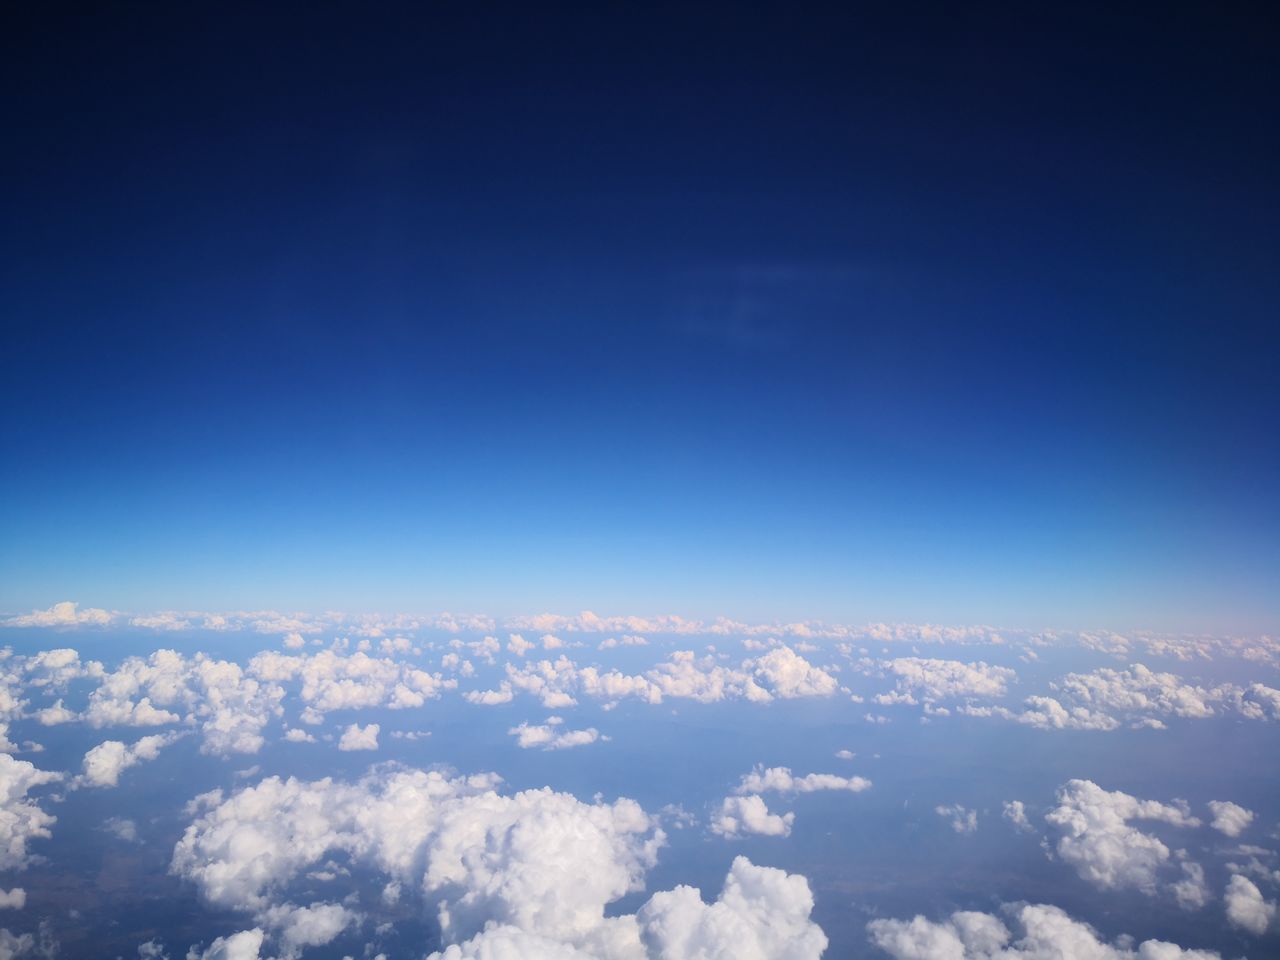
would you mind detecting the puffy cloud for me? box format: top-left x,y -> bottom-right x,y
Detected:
1207,800 -> 1254,838
1002,801 -> 1033,833
103,817 -> 139,842
743,646 -> 839,699
867,902 -> 1221,959
171,767 -> 666,950
734,765 -> 871,795
131,612 -> 193,631
508,721 -> 600,751
31,701 -> 76,726
337,723 -> 379,751
427,856 -> 827,960
598,635 -> 648,650
75,732 -> 182,788
187,929 -> 264,960
0,753 -> 60,870
21,647 -> 101,688
507,634 -> 535,657
1009,665 -> 1280,731
1224,874 -> 1276,935
936,805 -> 978,835
1015,696 -> 1119,731
1171,860 -> 1210,911
2,601 -> 113,628
0,890 -> 23,910
1044,780 -> 1198,894
84,650 -> 284,755
710,795 -> 794,838
875,658 -> 1015,706
0,929 -> 34,959
497,645 -> 837,710
426,925 -> 598,959
257,902 -> 358,958
637,855 -> 828,959
464,684 -> 514,706
1234,682 -> 1280,721
248,650 -> 453,716
1050,664 -> 1220,722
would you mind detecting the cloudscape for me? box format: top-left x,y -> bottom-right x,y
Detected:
1,3 -> 1277,959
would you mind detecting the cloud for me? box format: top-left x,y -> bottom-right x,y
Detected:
936,804 -> 978,835
82,650 -> 285,756
1044,780 -> 1198,894
635,855 -> 828,959
2,601 -> 113,628
1009,665 -> 1280,731
103,817 -> 139,842
31,700 -> 76,726
170,767 -> 667,950
507,634 -> 535,657
1002,801 -> 1033,833
256,903 -> 358,958
1207,800 -> 1254,838
0,890 -> 23,910
0,929 -> 35,959
874,658 -> 1015,706
75,732 -> 182,788
867,902 -> 1221,959
508,721 -> 600,751
734,765 -> 871,795
188,929 -> 264,960
497,644 -> 841,710
1171,860 -> 1210,911
710,795 -> 794,838
1014,696 -> 1119,731
0,754 -> 61,870
1224,874 -> 1276,935
249,650 -> 454,716
598,635 -> 648,650
463,683 -> 514,705
130,612 -> 193,631
336,723 -> 379,751
743,646 -> 839,699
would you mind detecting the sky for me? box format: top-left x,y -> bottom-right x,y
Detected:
2,4 -> 1278,632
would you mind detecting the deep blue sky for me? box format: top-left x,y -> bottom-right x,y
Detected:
2,3 -> 1277,631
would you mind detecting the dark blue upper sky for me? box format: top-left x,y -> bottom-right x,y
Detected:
3,3 -> 1277,630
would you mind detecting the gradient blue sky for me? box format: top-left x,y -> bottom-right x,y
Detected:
2,4 -> 1277,631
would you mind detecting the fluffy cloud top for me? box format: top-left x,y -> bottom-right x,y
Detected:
710,795 -> 794,838
336,723 -> 379,751
936,804 -> 978,835
509,721 -> 600,751
636,855 -> 828,959
76,732 -> 181,788
1044,780 -> 1199,894
2,601 -> 113,628
172,766 -> 827,958
1002,801 -> 1032,833
734,765 -> 871,795
875,658 -> 1015,705
0,754 -> 61,871
1224,874 -> 1276,935
868,902 -> 1220,959
189,928 -> 265,960
1207,800 -> 1254,838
